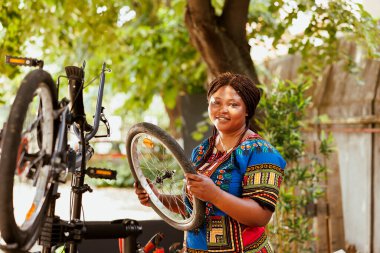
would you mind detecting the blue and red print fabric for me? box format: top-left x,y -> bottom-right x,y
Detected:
185,134 -> 286,253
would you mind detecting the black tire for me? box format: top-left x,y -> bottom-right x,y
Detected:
0,69 -> 58,250
126,122 -> 204,231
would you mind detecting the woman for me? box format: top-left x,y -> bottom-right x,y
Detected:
135,72 -> 286,252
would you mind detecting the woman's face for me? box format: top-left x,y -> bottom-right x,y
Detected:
208,85 -> 247,134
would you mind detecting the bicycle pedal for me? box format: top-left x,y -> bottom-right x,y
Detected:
86,167 -> 117,180
5,55 -> 44,68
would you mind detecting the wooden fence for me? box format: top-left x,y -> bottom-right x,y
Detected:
265,44 -> 380,252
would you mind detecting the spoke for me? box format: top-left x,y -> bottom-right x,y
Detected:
130,130 -> 199,226
22,113 -> 42,136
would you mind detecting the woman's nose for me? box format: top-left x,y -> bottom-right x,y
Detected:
220,104 -> 229,112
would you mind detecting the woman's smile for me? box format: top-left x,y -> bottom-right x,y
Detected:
215,115 -> 230,122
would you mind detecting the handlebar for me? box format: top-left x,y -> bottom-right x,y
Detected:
6,56 -> 109,142
84,62 -> 108,141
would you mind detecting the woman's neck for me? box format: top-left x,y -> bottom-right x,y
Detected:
217,126 -> 248,152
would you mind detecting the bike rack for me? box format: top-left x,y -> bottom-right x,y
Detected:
39,217 -> 142,250
0,218 -> 142,253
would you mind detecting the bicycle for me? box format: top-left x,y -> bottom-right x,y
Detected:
0,56 -> 203,253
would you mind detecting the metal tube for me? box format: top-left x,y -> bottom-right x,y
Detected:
85,63 -> 107,141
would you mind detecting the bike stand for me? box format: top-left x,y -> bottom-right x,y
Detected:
1,218 -> 142,253
39,217 -> 142,250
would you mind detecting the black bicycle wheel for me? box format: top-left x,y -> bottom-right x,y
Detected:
0,69 -> 58,250
126,122 -> 204,231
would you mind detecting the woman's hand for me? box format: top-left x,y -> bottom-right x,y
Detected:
133,180 -> 159,207
185,173 -> 221,203
134,182 -> 150,207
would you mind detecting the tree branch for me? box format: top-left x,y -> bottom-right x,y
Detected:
221,0 -> 250,43
186,0 -> 215,25
185,0 -> 259,83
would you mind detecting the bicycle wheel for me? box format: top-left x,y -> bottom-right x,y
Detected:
126,122 -> 204,231
0,69 -> 58,250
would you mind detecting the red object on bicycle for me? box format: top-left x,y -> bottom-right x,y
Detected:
143,232 -> 165,253
118,238 -> 124,253
153,248 -> 164,253
16,137 -> 29,175
143,241 -> 156,252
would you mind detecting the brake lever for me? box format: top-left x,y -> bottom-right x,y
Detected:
94,107 -> 111,138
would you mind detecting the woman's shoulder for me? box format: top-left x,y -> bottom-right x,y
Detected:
191,137 -> 212,163
237,133 -> 275,151
193,137 -> 211,152
235,133 -> 286,169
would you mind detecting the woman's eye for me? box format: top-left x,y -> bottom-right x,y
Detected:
230,103 -> 238,107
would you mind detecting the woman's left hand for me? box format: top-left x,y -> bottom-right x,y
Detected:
185,173 -> 221,203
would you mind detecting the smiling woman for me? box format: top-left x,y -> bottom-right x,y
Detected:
135,72 -> 287,252
208,85 -> 248,149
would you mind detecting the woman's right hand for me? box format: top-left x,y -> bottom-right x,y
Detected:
134,180 -> 161,207
134,181 -> 151,207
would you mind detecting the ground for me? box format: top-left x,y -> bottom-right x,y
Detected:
17,185 -> 161,252
53,184 -> 160,221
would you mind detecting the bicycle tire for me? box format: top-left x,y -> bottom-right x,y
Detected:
0,69 -> 58,250
126,122 -> 204,231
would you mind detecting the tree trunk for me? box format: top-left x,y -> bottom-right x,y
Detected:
184,0 -> 259,84
163,95 -> 182,139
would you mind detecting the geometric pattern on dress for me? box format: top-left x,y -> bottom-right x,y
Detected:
242,164 -> 284,211
187,249 -> 209,253
187,135 -> 286,252
206,216 -> 243,252
236,139 -> 275,156
211,162 -> 232,192
244,232 -> 274,253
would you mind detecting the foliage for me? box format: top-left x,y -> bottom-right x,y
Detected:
119,0 -> 206,112
247,0 -> 380,79
191,0 -> 379,139
257,78 -> 335,252
0,90 -> 4,105
0,0 -> 206,115
257,78 -> 311,161
1,0 -> 378,125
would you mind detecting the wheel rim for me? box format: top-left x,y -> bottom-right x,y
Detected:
13,83 -> 54,230
130,133 -> 197,227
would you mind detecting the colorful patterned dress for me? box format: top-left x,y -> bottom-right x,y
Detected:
185,133 -> 286,253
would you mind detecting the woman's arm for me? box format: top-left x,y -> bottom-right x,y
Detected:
185,173 -> 273,227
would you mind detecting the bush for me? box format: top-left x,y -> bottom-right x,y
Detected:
257,78 -> 334,252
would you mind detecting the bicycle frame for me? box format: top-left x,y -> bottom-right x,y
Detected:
40,62 -> 143,253
0,59 -> 143,253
